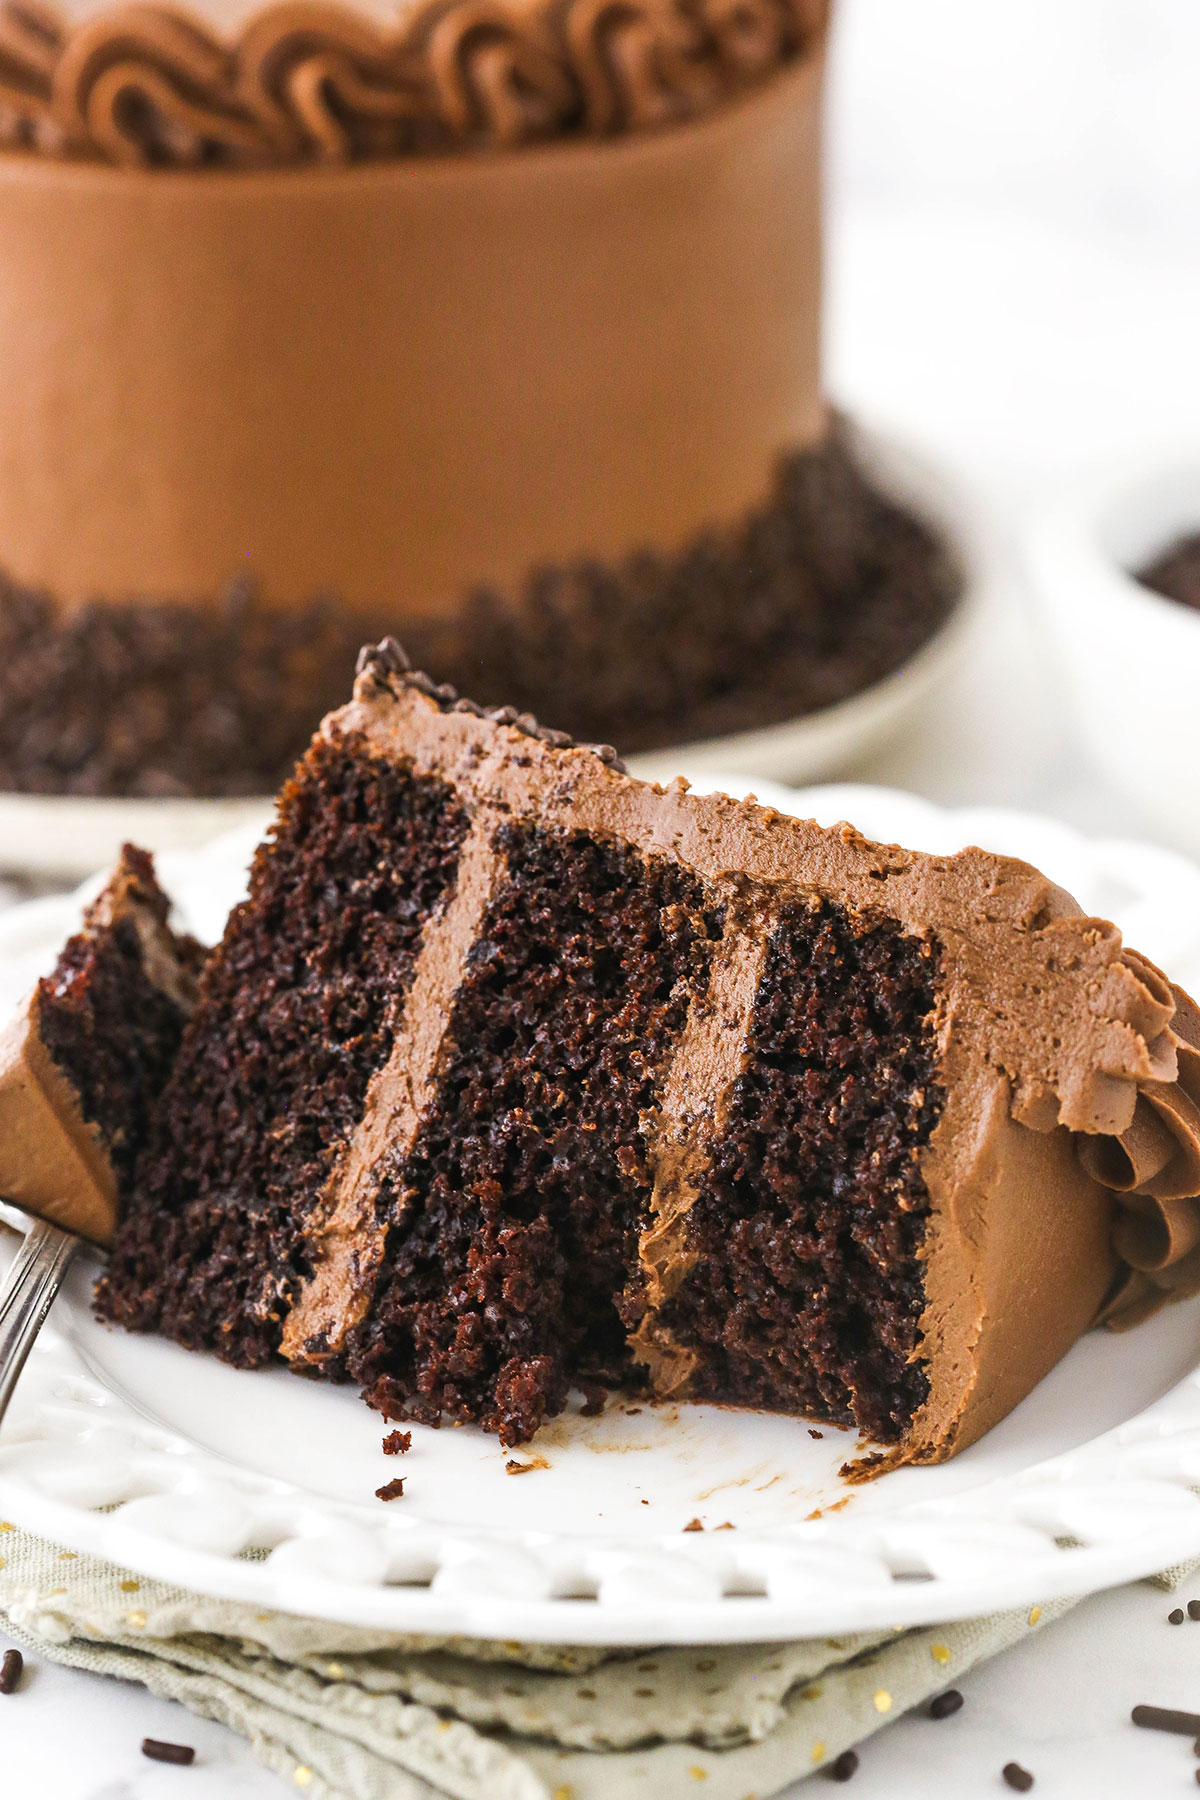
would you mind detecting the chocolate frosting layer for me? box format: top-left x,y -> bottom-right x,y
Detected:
0,0 -> 825,164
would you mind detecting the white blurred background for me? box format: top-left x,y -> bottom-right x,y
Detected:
822,0 -> 1200,825
827,0 -> 1200,501
836,0 -> 1200,244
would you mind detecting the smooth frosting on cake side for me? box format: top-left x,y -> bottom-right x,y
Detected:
0,52 -> 824,615
280,651 -> 1200,1467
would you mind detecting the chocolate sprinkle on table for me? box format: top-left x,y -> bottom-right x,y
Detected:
1002,1763 -> 1034,1792
382,1429 -> 411,1455
1170,1608 -> 1186,1624
1188,1600 -> 1200,1621
826,1748 -> 859,1781
0,1648 -> 23,1694
374,1477 -> 406,1501
141,1739 -> 195,1765
1132,1704 -> 1200,1735
928,1689 -> 963,1719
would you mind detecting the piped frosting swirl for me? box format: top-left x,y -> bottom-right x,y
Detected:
1074,950 -> 1200,1327
0,0 -> 826,164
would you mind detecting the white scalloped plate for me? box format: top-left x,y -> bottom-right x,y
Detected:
4,781 -> 1200,1645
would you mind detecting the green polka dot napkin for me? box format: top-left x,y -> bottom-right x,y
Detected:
0,1524 -> 1180,1799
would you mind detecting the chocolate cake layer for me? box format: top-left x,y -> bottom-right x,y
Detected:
96,644 -> 1200,1467
650,898 -> 943,1444
98,738 -> 470,1362
0,845 -> 201,1244
0,435 -> 956,796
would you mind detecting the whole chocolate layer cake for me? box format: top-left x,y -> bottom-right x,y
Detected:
0,0 -> 957,795
92,643 -> 1200,1466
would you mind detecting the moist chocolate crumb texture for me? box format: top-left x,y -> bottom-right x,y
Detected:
0,844 -> 203,1243
0,0 -> 957,795
91,644 -> 1200,1466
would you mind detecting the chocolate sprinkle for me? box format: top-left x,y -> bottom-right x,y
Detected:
1002,1764 -> 1034,1792
826,1748 -> 859,1781
0,1649 -> 23,1694
928,1689 -> 963,1720
1170,1608 -> 1186,1624
1132,1705 -> 1200,1736
357,637 -> 629,776
374,1477 -> 406,1501
1188,1600 -> 1200,1621
141,1739 -> 195,1764
382,1429 -> 411,1455
0,575 -> 361,797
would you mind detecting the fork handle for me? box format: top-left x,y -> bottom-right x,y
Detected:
0,1219 -> 78,1430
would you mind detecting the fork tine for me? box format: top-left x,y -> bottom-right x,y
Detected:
0,1220 -> 77,1429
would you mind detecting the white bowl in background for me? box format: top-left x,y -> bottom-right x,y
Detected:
1025,453 -> 1200,857
0,414 -> 995,882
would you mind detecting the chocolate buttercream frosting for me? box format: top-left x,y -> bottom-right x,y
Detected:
0,0 -> 826,165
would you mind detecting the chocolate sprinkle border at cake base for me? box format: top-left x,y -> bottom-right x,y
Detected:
0,430 -> 959,797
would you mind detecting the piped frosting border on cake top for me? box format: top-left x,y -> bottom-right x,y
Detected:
0,0 -> 827,165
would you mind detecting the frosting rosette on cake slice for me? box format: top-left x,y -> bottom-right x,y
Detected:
68,643 -> 1200,1469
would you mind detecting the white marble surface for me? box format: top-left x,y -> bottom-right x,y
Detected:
8,0 -> 1200,1792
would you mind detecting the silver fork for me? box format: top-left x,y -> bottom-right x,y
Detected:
0,1221 -> 78,1429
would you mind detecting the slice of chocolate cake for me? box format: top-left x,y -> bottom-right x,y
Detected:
96,644 -> 1200,1467
0,847 -> 203,1246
